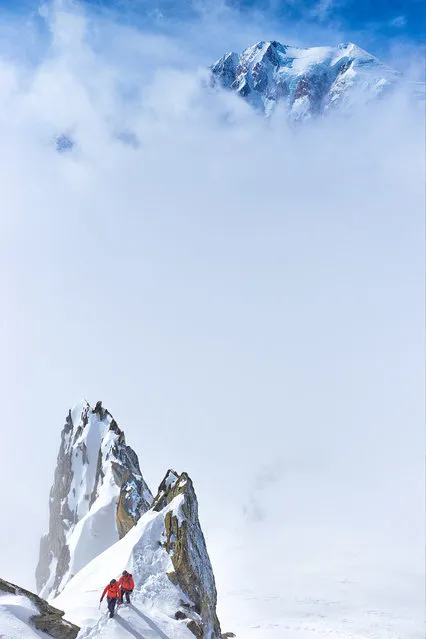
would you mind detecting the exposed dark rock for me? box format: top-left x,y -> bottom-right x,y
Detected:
0,578 -> 79,638
264,42 -> 280,66
338,58 -> 353,75
270,78 -> 289,101
152,470 -> 221,638
175,610 -> 188,620
36,407 -> 78,596
295,73 -> 331,113
295,77 -> 310,100
237,81 -> 251,97
92,400 -> 104,419
152,469 -> 179,512
211,52 -> 238,88
252,62 -> 268,93
187,619 -> 203,638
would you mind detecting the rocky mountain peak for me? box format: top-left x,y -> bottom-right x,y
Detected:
154,469 -> 222,638
36,401 -> 223,639
211,39 -> 408,119
36,400 -> 153,599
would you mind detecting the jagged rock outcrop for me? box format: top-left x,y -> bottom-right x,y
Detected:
211,40 -> 410,119
0,578 -> 79,638
36,400 -> 222,638
53,466 -> 222,639
154,469 -> 222,638
36,400 -> 153,599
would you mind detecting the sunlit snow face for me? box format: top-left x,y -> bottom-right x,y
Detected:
0,2 -> 423,638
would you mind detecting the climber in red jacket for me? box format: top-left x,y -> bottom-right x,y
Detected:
118,570 -> 135,604
100,579 -> 121,618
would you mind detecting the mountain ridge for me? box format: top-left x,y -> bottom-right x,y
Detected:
210,39 -> 422,119
0,577 -> 79,638
35,400 -> 222,638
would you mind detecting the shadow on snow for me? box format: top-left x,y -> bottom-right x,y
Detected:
115,615 -> 148,639
129,604 -> 172,639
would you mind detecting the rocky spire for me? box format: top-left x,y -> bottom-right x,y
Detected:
36,400 -> 153,599
153,469 -> 222,638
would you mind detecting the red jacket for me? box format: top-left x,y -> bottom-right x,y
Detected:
102,582 -> 121,599
118,573 -> 134,591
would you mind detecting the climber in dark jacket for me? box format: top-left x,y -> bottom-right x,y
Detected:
100,579 -> 120,618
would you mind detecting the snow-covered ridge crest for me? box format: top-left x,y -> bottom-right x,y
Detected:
36,400 -> 153,600
211,39 -> 421,119
53,468 -> 222,639
0,577 -> 79,638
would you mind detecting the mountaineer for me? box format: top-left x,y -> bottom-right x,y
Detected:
100,579 -> 121,618
118,570 -> 135,604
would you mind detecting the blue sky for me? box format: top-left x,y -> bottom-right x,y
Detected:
234,0 -> 426,42
0,0 -> 424,66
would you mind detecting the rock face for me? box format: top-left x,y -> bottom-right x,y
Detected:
153,470 -> 222,638
37,401 -> 222,639
0,578 -> 79,638
36,400 -> 153,599
53,467 -> 222,639
211,40 -> 406,119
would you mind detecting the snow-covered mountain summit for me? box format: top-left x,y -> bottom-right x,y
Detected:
36,401 -> 222,638
36,400 -> 153,599
211,40 -> 409,118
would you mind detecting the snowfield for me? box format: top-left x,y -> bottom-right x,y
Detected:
0,592 -> 45,639
213,520 -> 424,639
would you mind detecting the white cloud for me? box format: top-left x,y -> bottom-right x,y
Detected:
390,15 -> 407,28
311,0 -> 335,21
0,3 -> 423,637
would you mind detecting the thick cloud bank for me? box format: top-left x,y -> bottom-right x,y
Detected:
0,2 -> 423,637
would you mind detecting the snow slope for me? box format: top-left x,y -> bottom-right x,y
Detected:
0,593 -> 53,639
53,473 -> 220,638
0,578 -> 79,639
54,509 -> 193,638
211,40 -> 420,119
37,401 -> 153,599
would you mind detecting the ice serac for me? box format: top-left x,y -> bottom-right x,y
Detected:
53,469 -> 222,639
0,577 -> 79,639
211,40 -> 411,119
36,400 -> 153,600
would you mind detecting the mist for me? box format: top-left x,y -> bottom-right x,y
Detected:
0,1 -> 423,635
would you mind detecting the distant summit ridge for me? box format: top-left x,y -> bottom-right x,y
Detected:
211,39 -> 417,118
